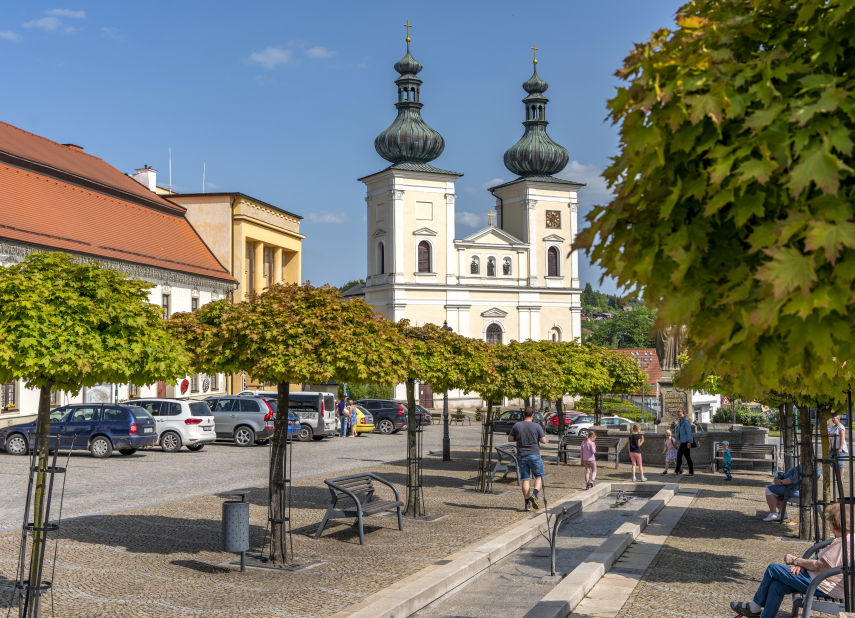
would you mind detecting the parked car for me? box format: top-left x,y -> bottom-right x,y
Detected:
393,401 -> 432,425
354,399 -> 407,434
286,391 -> 337,441
351,405 -> 374,434
128,398 -> 216,452
547,412 -> 585,434
204,395 -> 275,446
566,414 -> 597,437
260,399 -> 300,438
600,415 -> 635,428
237,390 -> 278,398
0,403 -> 157,458
491,409 -> 547,435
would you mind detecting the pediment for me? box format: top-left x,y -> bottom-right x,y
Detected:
542,234 -> 565,242
413,227 -> 437,236
459,225 -> 524,246
481,307 -> 509,318
373,228 -> 387,237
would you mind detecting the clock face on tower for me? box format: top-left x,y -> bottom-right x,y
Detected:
546,210 -> 561,228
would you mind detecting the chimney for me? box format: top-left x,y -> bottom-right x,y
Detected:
62,144 -> 84,151
130,165 -> 157,192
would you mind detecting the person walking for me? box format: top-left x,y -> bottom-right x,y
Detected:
829,414 -> 847,474
508,406 -> 548,512
661,429 -> 678,476
674,409 -> 694,477
719,440 -> 733,481
581,431 -> 597,489
629,424 -> 646,481
338,396 -> 350,438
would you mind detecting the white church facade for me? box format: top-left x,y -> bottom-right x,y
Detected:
356,34 -> 583,406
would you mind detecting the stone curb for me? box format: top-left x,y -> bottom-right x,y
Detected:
521,483 -> 678,618
335,482 -> 669,618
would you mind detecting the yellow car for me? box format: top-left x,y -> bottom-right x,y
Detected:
352,405 -> 375,434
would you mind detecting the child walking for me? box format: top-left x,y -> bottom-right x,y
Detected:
719,440 -> 733,481
662,429 -> 678,476
581,431 -> 597,489
629,424 -> 646,481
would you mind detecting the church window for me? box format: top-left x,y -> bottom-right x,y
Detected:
546,210 -> 561,228
550,327 -> 561,342
486,323 -> 502,345
487,257 -> 496,277
377,242 -> 385,275
470,256 -> 480,275
502,258 -> 512,276
547,247 -> 559,277
161,294 -> 170,319
417,241 -> 431,273
191,298 -> 199,312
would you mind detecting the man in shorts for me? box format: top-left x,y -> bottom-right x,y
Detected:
509,407 -> 547,511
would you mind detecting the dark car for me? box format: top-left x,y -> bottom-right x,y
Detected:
0,403 -> 157,458
262,399 -> 299,439
354,399 -> 408,434
393,401 -> 432,426
491,409 -> 547,435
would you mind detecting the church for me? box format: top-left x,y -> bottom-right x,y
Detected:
356,32 -> 584,406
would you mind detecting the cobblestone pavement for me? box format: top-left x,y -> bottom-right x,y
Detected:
0,423 -> 485,531
615,473 -> 834,618
0,443 -> 616,618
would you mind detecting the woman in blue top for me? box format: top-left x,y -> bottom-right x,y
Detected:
674,409 -> 694,476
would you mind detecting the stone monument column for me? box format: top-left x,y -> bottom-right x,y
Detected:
656,325 -> 692,425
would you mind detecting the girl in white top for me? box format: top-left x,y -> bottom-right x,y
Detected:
661,429 -> 678,476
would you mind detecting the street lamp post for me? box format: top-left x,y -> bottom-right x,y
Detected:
441,320 -> 452,461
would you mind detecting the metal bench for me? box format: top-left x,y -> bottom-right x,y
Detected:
314,473 -> 404,545
557,434 -> 625,469
492,444 -> 521,485
712,442 -> 776,473
791,539 -> 845,617
450,413 -> 471,426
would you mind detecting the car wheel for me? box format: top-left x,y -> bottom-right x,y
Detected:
578,428 -> 589,438
234,426 -> 255,447
297,424 -> 313,442
118,448 -> 138,456
161,431 -> 182,453
312,435 -> 324,441
377,419 -> 394,434
187,444 -> 205,451
255,439 -> 270,445
5,433 -> 29,456
90,436 -> 113,458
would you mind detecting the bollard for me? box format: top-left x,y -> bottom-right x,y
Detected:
223,493 -> 249,572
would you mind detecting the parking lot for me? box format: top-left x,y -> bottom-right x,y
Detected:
0,422 -> 485,531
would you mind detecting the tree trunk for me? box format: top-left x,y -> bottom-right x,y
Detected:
784,401 -> 795,466
799,403 -> 815,541
25,383 -> 52,617
269,381 -> 291,565
477,400 -> 494,492
405,379 -> 421,516
557,397 -> 566,463
817,405 -> 832,540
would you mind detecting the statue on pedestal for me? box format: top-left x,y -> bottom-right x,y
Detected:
655,325 -> 687,373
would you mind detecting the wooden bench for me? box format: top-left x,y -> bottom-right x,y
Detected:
430,412 -> 443,421
314,473 -> 404,545
712,442 -> 776,473
450,413 -> 471,426
557,434 -> 625,469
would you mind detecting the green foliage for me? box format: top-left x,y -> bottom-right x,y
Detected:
0,251 -> 189,389
366,384 -> 392,399
588,306 -> 657,349
473,340 -> 560,403
575,0 -> 855,401
711,403 -> 768,427
580,283 -> 644,314
575,396 -> 643,421
339,279 -> 362,293
585,344 -> 650,397
524,340 -> 611,400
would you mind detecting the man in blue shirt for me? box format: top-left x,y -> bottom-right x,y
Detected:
674,409 -> 694,477
509,407 -> 548,511
764,464 -> 801,521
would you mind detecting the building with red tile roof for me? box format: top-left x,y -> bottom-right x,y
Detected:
612,348 -> 661,396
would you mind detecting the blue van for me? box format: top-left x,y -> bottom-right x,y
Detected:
0,403 -> 157,458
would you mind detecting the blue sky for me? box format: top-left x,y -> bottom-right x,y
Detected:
1,0 -> 683,295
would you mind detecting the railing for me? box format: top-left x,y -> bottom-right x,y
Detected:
609,394 -> 660,420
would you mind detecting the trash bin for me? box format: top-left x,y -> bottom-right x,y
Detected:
223,493 -> 249,571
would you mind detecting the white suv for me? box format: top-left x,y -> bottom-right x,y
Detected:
128,399 -> 216,452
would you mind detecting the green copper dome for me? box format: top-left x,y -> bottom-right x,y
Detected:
374,39 -> 445,165
503,64 -> 569,177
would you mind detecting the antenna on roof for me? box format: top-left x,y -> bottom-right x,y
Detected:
202,162 -> 205,193
169,148 -> 172,192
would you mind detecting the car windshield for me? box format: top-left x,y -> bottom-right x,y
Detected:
49,408 -> 72,422
189,402 -> 212,417
129,406 -> 153,420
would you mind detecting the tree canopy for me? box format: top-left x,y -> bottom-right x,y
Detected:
575,0 -> 855,400
588,305 -> 657,349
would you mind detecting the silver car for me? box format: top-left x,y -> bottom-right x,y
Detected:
204,396 -> 275,446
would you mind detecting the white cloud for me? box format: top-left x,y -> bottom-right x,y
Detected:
556,160 -> 612,205
361,214 -> 368,222
23,16 -> 63,31
44,9 -> 85,18
305,46 -> 335,59
0,30 -> 20,42
101,27 -> 123,40
456,212 -> 483,228
249,46 -> 293,69
306,211 -> 349,225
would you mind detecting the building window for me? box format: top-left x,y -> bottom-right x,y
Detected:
191,298 -> 199,312
263,246 -> 273,283
547,247 -> 559,277
546,210 -> 561,228
417,241 -> 431,273
2,381 -> 16,410
161,294 -> 170,319
550,327 -> 561,343
246,242 -> 255,292
191,374 -> 199,393
376,242 -> 385,275
242,375 -> 247,391
50,389 -> 61,408
486,323 -> 502,345
487,257 -> 496,277
503,258 -> 512,276
470,256 -> 480,275
128,383 -> 139,399
210,373 -> 218,391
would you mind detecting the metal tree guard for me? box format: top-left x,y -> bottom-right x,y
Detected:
405,406 -> 427,516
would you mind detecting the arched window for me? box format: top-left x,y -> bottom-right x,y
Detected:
487,257 -> 496,277
417,241 -> 431,273
486,323 -> 502,345
550,327 -> 561,343
502,258 -> 512,276
470,257 -> 480,275
547,247 -> 559,277
377,242 -> 385,275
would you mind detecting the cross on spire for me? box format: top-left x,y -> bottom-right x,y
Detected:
532,43 -> 538,65
404,20 -> 412,44
488,210 -> 495,226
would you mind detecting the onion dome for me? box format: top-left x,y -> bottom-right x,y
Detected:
374,26 -> 445,165
503,49 -> 569,177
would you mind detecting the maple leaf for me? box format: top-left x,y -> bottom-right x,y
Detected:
755,247 -> 817,299
804,220 -> 855,264
787,146 -> 845,197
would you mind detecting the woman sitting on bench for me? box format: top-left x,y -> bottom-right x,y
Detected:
730,503 -> 849,617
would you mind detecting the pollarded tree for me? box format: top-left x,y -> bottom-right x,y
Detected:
582,345 -> 649,424
473,341 -> 561,492
169,283 -> 411,564
575,0 -> 855,400
0,251 -> 190,610
394,321 -> 492,514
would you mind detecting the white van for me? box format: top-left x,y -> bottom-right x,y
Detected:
288,392 -> 336,441
128,398 -> 216,452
